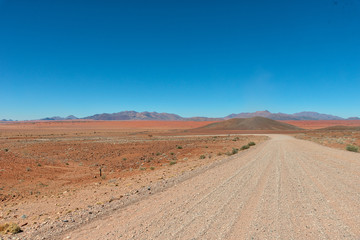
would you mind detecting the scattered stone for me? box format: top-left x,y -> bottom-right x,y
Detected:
20,222 -> 28,227
108,179 -> 116,183
21,214 -> 27,219
62,220 -> 69,223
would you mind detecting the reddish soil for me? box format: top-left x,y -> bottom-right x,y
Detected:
282,120 -> 360,129
1,120 -> 359,239
294,130 -> 360,151
61,135 -> 360,240
0,120 -> 216,131
0,121 -> 266,231
9,134 -> 360,239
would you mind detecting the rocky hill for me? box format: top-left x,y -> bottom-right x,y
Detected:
195,117 -> 303,131
225,110 -> 345,120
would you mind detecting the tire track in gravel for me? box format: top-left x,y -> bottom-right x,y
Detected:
144,151 -> 271,239
295,154 -> 360,237
49,134 -> 360,240
111,147 -> 268,239
280,139 -> 357,239
228,143 -> 284,239
177,151 -> 274,240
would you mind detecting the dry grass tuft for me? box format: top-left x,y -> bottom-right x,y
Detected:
0,222 -> 22,235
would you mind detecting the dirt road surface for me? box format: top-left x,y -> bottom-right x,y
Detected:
48,135 -> 360,239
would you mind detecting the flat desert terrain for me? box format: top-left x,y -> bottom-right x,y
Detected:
282,120 -> 360,129
63,135 -> 360,240
0,120 -> 266,238
1,120 -> 360,239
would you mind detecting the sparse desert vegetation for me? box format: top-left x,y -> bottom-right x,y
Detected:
346,145 -> 359,152
0,222 -> 22,235
295,129 -> 360,152
2,119 -> 359,239
241,144 -> 250,150
0,120 -> 266,235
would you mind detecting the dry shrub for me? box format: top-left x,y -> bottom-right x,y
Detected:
346,145 -> 359,152
0,222 -> 22,234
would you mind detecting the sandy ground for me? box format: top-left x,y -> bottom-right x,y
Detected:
2,121 -> 360,239
281,120 -> 360,129
0,121 -> 267,239
295,130 -> 360,151
7,134 -> 358,239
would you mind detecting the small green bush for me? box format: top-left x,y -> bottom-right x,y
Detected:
150,166 -> 155,170
232,148 -> 239,155
199,155 -> 206,159
241,145 -> 250,150
346,145 -> 359,152
177,146 -> 183,149
248,142 -> 256,146
169,161 -> 177,165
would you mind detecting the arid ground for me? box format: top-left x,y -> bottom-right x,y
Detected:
0,120 -> 266,238
62,134 -> 360,240
282,120 -> 360,129
1,120 -> 360,239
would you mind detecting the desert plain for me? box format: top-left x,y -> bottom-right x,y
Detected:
0,119 -> 360,239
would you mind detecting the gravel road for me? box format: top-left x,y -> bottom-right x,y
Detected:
60,134 -> 360,239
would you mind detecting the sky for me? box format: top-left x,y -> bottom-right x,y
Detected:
1,0 -> 360,120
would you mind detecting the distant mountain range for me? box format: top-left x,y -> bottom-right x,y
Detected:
83,111 -> 222,121
40,115 -> 78,121
31,110 -> 360,121
83,111 -> 184,121
224,110 -> 360,120
1,111 -> 358,122
37,112 -> 223,121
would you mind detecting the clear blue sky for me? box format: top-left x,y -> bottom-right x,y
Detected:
1,0 -> 359,120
